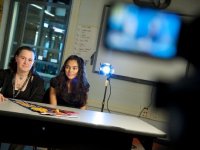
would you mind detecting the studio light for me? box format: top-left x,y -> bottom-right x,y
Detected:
99,63 -> 114,112
99,63 -> 114,78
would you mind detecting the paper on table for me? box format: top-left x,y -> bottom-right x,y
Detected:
9,99 -> 79,117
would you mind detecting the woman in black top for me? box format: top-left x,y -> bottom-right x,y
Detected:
49,55 -> 90,109
0,46 -> 45,102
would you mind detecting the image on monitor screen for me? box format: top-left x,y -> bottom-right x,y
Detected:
104,3 -> 182,59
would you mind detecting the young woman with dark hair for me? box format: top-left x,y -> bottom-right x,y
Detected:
49,55 -> 90,109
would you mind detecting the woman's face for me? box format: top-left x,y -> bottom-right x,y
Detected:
65,60 -> 79,80
15,49 -> 35,73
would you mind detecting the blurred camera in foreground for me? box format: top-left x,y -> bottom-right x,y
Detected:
104,2 -> 200,150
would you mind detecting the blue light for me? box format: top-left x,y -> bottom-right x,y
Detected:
99,63 -> 114,77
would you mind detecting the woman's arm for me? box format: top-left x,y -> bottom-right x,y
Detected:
49,87 -> 57,106
0,93 -> 6,102
80,105 -> 87,110
0,69 -> 7,102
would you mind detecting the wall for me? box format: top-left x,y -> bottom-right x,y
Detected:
62,0 -> 200,122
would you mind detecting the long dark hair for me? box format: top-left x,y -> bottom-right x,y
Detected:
55,55 -> 90,107
9,46 -> 36,73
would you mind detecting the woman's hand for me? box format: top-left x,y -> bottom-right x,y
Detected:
0,93 -> 6,102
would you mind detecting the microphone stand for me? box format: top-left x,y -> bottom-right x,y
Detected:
101,76 -> 110,112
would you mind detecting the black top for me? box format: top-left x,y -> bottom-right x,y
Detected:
0,69 -> 45,102
50,77 -> 88,108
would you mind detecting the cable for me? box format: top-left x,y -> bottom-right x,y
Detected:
106,79 -> 111,113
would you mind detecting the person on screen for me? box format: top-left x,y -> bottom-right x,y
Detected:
0,45 -> 45,102
48,55 -> 90,110
137,13 -> 177,58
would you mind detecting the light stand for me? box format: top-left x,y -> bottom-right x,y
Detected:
99,63 -> 114,112
101,76 -> 110,112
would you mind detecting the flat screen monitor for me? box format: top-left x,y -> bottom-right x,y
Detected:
104,3 -> 182,59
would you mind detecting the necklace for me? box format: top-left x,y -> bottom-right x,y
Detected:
19,76 -> 23,80
17,73 -> 28,81
12,74 -> 31,98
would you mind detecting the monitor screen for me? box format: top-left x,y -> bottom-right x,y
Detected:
104,3 -> 182,59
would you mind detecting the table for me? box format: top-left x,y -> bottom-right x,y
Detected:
0,99 -> 166,150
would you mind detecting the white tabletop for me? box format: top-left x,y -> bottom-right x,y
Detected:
0,99 -> 166,138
